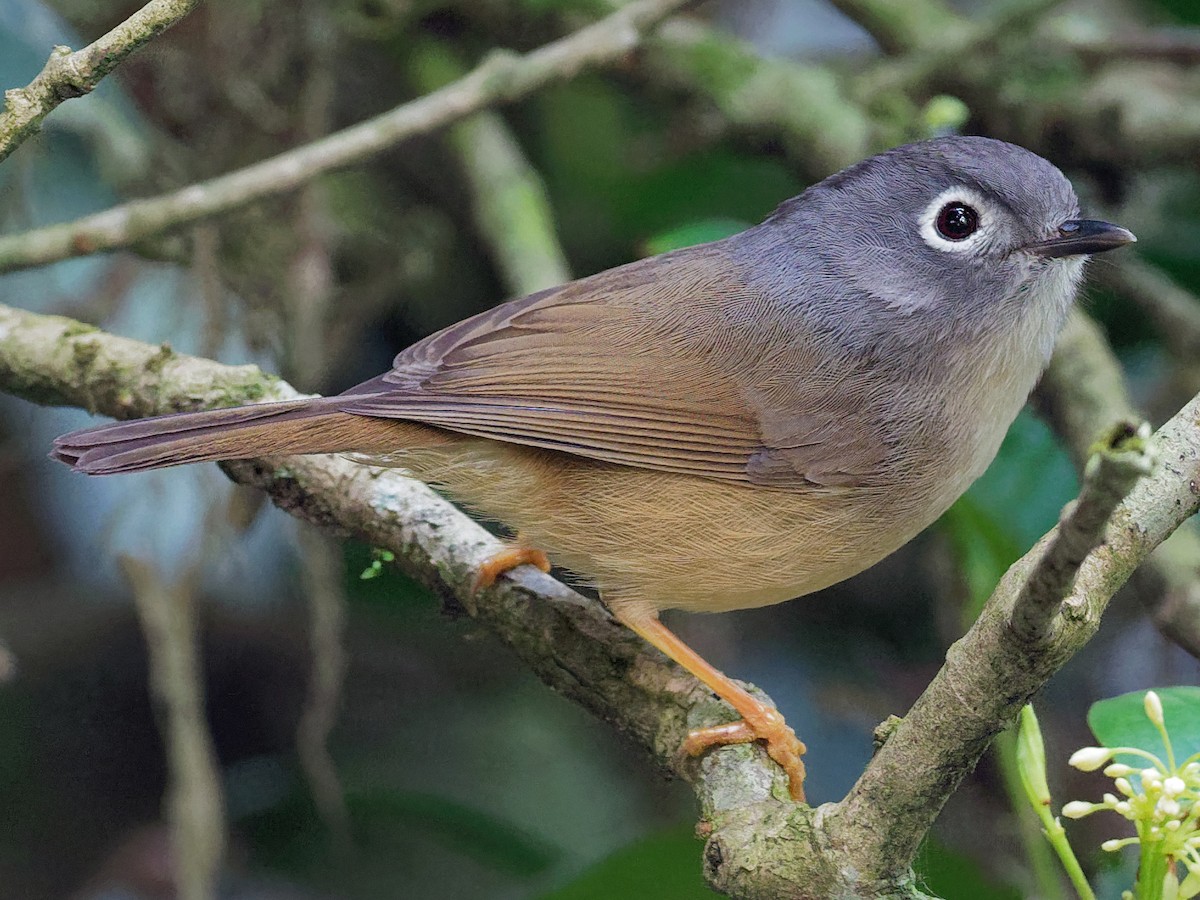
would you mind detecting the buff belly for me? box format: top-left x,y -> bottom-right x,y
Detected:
368,436 -> 949,619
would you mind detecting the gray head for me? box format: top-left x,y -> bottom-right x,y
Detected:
741,136 -> 1134,343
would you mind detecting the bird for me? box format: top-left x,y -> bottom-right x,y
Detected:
53,136 -> 1136,802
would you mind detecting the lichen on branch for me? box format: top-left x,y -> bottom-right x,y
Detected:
0,0 -> 201,163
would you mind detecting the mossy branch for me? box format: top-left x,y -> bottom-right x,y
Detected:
2,302 -> 1198,897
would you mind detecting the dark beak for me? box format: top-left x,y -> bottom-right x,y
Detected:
1027,219 -> 1137,258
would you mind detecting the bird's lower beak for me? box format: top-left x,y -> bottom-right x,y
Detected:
1027,220 -> 1137,258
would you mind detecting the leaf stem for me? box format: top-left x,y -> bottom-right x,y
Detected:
1016,706 -> 1097,900
1136,827 -> 1168,900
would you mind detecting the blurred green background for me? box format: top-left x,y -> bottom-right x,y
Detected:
0,0 -> 1198,897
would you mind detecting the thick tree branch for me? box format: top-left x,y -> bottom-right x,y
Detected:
2,302 -> 1198,898
0,0 -> 200,163
0,302 -> 806,890
0,0 -> 689,275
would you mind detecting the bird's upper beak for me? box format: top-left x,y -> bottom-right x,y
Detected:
1027,219 -> 1137,258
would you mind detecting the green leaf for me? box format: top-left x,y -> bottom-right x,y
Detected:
1145,0 -> 1200,25
348,790 -> 561,876
358,547 -> 395,580
1088,687 -> 1200,764
941,493 -> 1023,616
641,218 -> 751,255
915,836 -> 1024,900
244,787 -> 560,878
538,825 -> 716,899
344,541 -> 434,620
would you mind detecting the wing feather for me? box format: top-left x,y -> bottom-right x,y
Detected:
337,242 -> 889,489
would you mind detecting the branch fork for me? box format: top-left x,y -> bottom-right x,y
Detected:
0,303 -> 1195,896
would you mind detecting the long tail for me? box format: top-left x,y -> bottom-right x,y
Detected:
53,398 -> 413,475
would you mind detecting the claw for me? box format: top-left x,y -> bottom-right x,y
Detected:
471,546 -> 551,593
682,707 -> 807,802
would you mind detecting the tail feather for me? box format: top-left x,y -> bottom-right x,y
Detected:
52,397 -> 410,475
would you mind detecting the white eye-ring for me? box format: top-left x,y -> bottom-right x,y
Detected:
919,186 -> 992,253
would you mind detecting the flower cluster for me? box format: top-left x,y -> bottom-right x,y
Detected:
1062,692 -> 1200,898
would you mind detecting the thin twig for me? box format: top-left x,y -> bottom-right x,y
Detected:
850,0 -> 1070,94
294,525 -> 352,853
1035,310 -> 1200,659
1067,31 -> 1200,66
0,0 -> 690,274
1010,423 -> 1156,642
0,0 -> 201,163
121,556 -> 225,900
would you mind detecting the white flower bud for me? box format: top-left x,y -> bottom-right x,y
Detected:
1158,798 -> 1181,818
1165,776 -> 1187,797
1167,819 -> 1182,831
1115,778 -> 1135,796
1105,763 -> 1136,778
1103,793 -> 1119,806
1070,747 -> 1113,771
1145,691 -> 1165,727
1103,839 -> 1127,852
1143,768 -> 1163,787
1062,801 -> 1095,819
1115,801 -> 1132,815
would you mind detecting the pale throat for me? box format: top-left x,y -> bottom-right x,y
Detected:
946,254 -> 1086,485
1016,255 -> 1086,368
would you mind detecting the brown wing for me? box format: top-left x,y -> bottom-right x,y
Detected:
338,243 -> 890,489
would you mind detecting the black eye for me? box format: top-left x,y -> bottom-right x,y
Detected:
935,202 -> 979,241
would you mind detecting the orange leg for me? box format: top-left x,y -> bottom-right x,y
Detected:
618,612 -> 807,802
471,545 -> 551,593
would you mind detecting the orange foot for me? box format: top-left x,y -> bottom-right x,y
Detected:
681,706 -> 807,802
471,546 -> 551,593
616,612 -> 809,802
